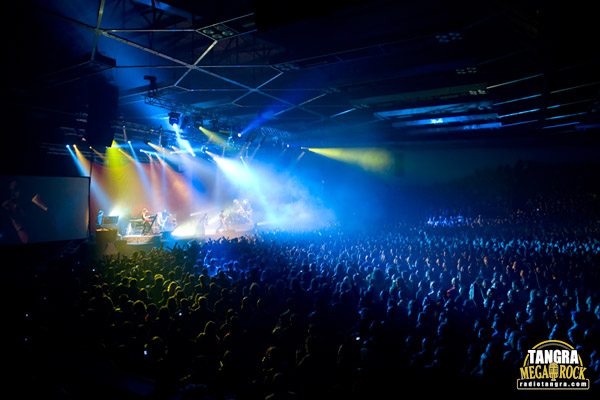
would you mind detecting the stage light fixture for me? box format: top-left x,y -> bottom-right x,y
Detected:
169,112 -> 180,127
144,75 -> 157,92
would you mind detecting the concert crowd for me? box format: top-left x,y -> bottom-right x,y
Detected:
12,162 -> 600,399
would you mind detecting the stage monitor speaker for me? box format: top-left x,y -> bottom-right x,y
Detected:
86,79 -> 119,148
96,228 -> 118,242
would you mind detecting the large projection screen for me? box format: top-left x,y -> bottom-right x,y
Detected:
0,175 -> 89,245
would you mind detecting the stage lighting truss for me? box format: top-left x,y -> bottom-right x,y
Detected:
41,92 -> 298,158
144,93 -> 292,141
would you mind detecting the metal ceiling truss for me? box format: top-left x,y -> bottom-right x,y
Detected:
26,0 -> 600,150
37,1 -> 330,134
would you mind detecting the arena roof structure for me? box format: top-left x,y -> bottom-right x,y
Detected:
4,0 -> 599,157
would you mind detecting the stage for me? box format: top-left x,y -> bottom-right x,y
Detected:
93,223 -> 257,258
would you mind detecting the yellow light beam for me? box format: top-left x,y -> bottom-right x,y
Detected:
118,148 -> 135,162
307,147 -> 395,174
104,146 -> 132,167
199,126 -> 227,145
91,147 -> 106,160
148,143 -> 170,154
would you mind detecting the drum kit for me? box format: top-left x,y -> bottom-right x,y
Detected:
224,199 -> 253,226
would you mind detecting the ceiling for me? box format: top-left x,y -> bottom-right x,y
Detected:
5,0 -> 600,155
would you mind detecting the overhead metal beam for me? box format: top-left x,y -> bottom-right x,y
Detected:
104,28 -> 197,32
90,0 -> 106,62
375,101 -> 494,119
174,40 -> 219,86
356,83 -> 489,107
132,0 -> 202,20
40,5 -> 326,123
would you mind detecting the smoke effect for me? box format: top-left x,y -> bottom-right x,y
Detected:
223,158 -> 337,232
256,172 -> 336,231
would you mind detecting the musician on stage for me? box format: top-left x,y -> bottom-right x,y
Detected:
217,209 -> 227,232
141,207 -> 154,235
158,208 -> 170,231
233,199 -> 243,213
97,210 -> 104,228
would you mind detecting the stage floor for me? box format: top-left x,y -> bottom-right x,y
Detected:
94,224 -> 257,257
169,223 -> 256,241
122,234 -> 161,244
